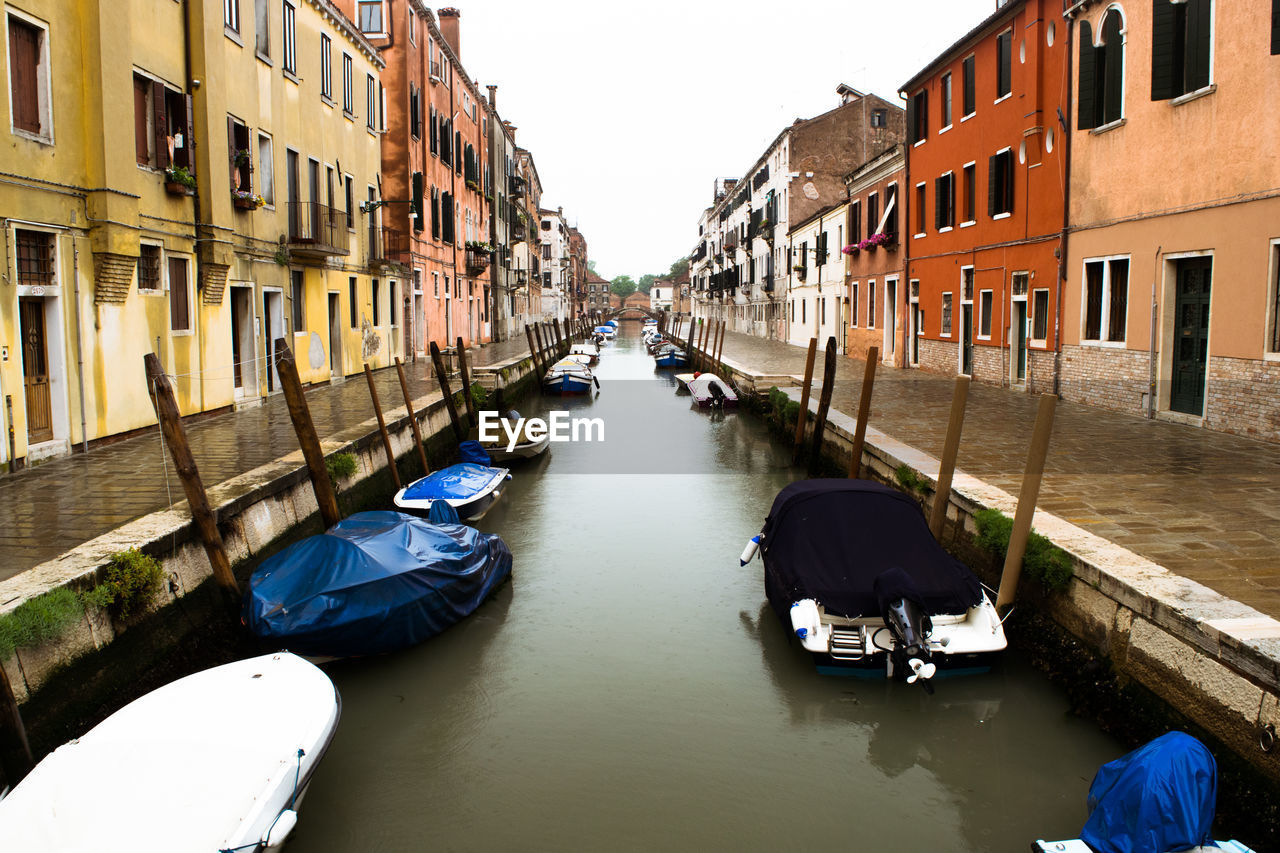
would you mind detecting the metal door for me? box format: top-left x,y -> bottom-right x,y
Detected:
1171,257 -> 1212,415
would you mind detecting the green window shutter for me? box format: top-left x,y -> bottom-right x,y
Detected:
905,95 -> 916,144
934,176 -> 945,229
412,172 -> 424,232
1077,21 -> 1097,129
1184,0 -> 1211,93
963,56 -> 975,115
1102,14 -> 1124,124
1272,0 -> 1280,55
1151,0 -> 1177,100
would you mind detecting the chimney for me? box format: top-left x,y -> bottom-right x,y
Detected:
438,8 -> 461,58
486,84 -> 497,110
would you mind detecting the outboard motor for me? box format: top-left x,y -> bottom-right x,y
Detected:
873,567 -> 937,691
707,381 -> 727,410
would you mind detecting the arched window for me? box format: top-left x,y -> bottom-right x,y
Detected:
1078,8 -> 1125,129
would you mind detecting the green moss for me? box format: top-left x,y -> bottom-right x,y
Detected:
895,464 -> 926,492
973,508 -> 1074,592
325,451 -> 357,485
0,588 -> 84,660
99,549 -> 167,621
470,382 -> 488,411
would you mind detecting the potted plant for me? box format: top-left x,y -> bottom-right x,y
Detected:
164,165 -> 196,195
465,179 -> 480,193
231,189 -> 264,210
466,240 -> 494,253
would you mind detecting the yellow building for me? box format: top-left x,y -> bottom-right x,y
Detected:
0,0 -> 388,468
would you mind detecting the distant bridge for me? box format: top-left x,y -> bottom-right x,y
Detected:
602,306 -> 660,321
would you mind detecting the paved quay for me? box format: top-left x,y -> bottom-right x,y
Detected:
708,329 -> 1280,621
0,337 -> 531,582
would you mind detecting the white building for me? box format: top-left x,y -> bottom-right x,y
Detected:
539,207 -> 570,321
649,279 -> 673,312
786,203 -> 848,349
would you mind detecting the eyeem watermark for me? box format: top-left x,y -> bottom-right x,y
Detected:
478,410 -> 605,452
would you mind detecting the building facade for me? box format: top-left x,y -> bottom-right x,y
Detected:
844,145 -> 908,365
786,203 -> 849,349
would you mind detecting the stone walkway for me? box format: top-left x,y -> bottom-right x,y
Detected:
0,336 -> 531,581
709,330 -> 1280,620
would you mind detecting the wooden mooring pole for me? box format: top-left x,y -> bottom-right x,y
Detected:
395,358 -> 430,474
714,321 -> 727,373
847,347 -> 878,478
456,337 -> 478,429
144,353 -> 239,599
525,324 -> 544,377
928,376 -> 971,539
363,364 -> 401,492
429,341 -> 466,441
0,654 -> 33,786
272,341 -> 343,531
806,337 -> 838,475
995,394 -> 1058,612
792,338 -> 818,464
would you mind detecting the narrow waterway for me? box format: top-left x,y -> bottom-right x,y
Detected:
290,322 -> 1123,852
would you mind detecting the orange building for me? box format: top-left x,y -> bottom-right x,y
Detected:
900,0 -> 1068,393
844,144 -> 907,366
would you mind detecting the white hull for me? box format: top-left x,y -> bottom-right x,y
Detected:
393,468 -> 510,521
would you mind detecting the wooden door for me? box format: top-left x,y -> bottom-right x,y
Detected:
960,303 -> 974,376
20,298 -> 53,443
1171,257 -> 1212,415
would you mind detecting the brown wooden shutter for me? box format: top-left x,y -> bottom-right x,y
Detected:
905,95 -> 916,144
152,80 -> 169,169
1077,21 -> 1097,129
227,115 -> 238,184
919,90 -> 928,139
987,155 -> 998,217
963,56 -> 975,115
1151,0 -> 1177,100
134,76 -> 151,164
1185,0 -> 1210,93
9,19 -> 41,133
934,176 -> 945,229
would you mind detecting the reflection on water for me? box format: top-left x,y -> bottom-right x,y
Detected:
288,324 -> 1121,852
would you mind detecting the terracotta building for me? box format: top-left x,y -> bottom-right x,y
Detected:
844,144 -> 907,365
1061,0 -> 1280,441
899,0 -> 1068,393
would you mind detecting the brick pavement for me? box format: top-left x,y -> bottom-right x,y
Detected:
0,336 -> 531,581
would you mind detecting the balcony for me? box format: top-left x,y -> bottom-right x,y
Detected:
466,247 -> 490,274
287,202 -> 349,258
508,174 -> 527,199
510,222 -> 528,242
368,225 -> 410,266
513,269 -> 528,286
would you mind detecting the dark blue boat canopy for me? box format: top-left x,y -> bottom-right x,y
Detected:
760,479 -> 981,618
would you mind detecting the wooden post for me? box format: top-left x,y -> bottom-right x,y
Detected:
847,346 -> 879,479
714,320 -> 727,372
272,343 -> 343,531
363,364 -> 402,492
395,358 -> 430,474
562,318 -> 572,347
806,337 -> 839,475
525,324 -> 544,376
144,353 -> 240,599
553,320 -> 564,354
429,340 -> 466,441
792,337 -> 819,463
456,337 -> 478,429
996,394 -> 1058,612
928,376 -> 971,539
695,319 -> 708,372
0,655 -> 33,785
532,323 -> 547,372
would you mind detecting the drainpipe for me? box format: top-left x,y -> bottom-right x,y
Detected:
71,242 -> 88,454
182,0 -> 206,413
1148,246 -> 1162,418
1055,9 -> 1076,399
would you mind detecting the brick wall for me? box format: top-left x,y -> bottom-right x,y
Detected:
1027,350 -> 1056,396
918,337 -> 957,376
1206,356 -> 1280,443
1059,345 -> 1151,416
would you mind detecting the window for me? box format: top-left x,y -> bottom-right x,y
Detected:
908,89 -> 928,143
282,2 -> 296,75
542,242 -> 551,260
349,277 -> 358,328
996,29 -> 1012,98
132,76 -> 193,171
169,256 -> 190,332
254,0 -> 269,56
366,74 -> 375,130
429,105 -> 438,154
962,163 -> 976,223
1082,256 -> 1129,342
410,85 -> 420,138
388,280 -> 397,327
433,271 -> 440,297
940,71 -> 953,128
224,0 -> 240,32
1032,288 -> 1050,341
1268,243 -> 1280,352
850,282 -> 859,326
257,133 -> 274,204
815,231 -> 828,266
138,244 -> 162,291
290,269 -> 304,332
868,281 -> 876,329
884,184 -> 898,238
867,192 -> 878,238
988,149 -> 1013,217
941,292 -> 953,336
914,183 -> 926,234
979,290 -> 993,338
371,278 -> 380,325
848,200 -> 861,247
441,191 -> 454,243
9,13 -> 50,140
357,1 -> 384,34
1152,0 -> 1211,100
962,54 -> 976,117
871,108 -> 887,128
15,229 -> 54,286
228,117 -> 251,193
320,35 -> 332,100
342,54 -> 353,115
408,10 -> 416,44
1079,10 -> 1124,129
1273,0 -> 1280,55
411,172 -> 423,233
345,175 -> 354,228
935,172 -> 955,229
431,187 -> 440,239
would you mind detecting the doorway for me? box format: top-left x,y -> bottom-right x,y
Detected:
263,289 -> 284,393
328,292 -> 342,377
960,303 -> 974,376
230,285 -> 258,399
1011,298 -> 1028,384
1171,257 -> 1212,416
19,297 -> 53,443
413,291 -> 424,356
883,278 -> 897,364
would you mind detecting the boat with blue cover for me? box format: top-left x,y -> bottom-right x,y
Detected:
543,356 -> 597,395
393,461 -> 510,520
1033,731 -> 1256,853
242,511 -> 512,659
741,479 -> 1006,687
652,343 -> 689,369
593,325 -> 616,340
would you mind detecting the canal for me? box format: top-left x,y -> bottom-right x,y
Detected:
289,322 -> 1124,851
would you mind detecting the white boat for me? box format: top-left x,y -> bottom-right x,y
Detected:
569,342 -> 599,364
687,373 -> 738,408
543,357 -> 598,395
0,652 -> 339,853
480,411 -> 552,462
394,462 -> 510,520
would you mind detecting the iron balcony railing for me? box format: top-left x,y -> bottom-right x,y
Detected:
466,247 -> 490,273
288,201 -> 349,257
368,225 -> 409,265
508,174 -> 527,199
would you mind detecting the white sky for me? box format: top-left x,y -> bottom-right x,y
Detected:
459,0 -> 1001,281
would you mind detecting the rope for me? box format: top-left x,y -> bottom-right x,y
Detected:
218,749 -> 306,853
161,352 -> 271,382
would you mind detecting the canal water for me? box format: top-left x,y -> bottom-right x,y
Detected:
290,322 -> 1123,852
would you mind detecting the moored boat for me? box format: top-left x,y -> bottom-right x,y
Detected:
742,479 -> 1006,686
688,373 -> 738,408
543,357 -> 597,395
394,461 -> 510,520
242,511 -> 512,658
652,343 -> 689,369
0,652 -> 340,852
479,410 -> 552,462
569,342 -> 599,364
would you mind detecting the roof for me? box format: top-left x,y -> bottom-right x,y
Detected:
585,271 -> 610,284
899,0 -> 1024,93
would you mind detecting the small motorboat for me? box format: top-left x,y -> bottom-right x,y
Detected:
0,652 -> 340,852
569,342 -> 600,364
593,325 -> 616,340
1033,731 -> 1256,853
243,511 -> 512,658
688,373 -> 738,409
394,461 -> 510,521
652,343 -> 689,369
742,479 -> 1006,687
479,410 -> 552,462
543,357 -> 598,395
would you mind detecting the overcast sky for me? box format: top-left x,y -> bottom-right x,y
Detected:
458,0 -> 1001,281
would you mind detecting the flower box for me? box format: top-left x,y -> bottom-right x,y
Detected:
165,181 -> 192,196
233,197 -> 257,210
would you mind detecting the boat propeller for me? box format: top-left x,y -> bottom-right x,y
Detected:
906,658 -> 937,684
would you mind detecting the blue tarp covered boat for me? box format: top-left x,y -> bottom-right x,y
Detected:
243,511 -> 512,658
393,462 -> 510,520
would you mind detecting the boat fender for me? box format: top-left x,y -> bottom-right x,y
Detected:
790,599 -> 822,641
593,375 -> 600,388
739,535 -> 761,566
263,809 -> 299,848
